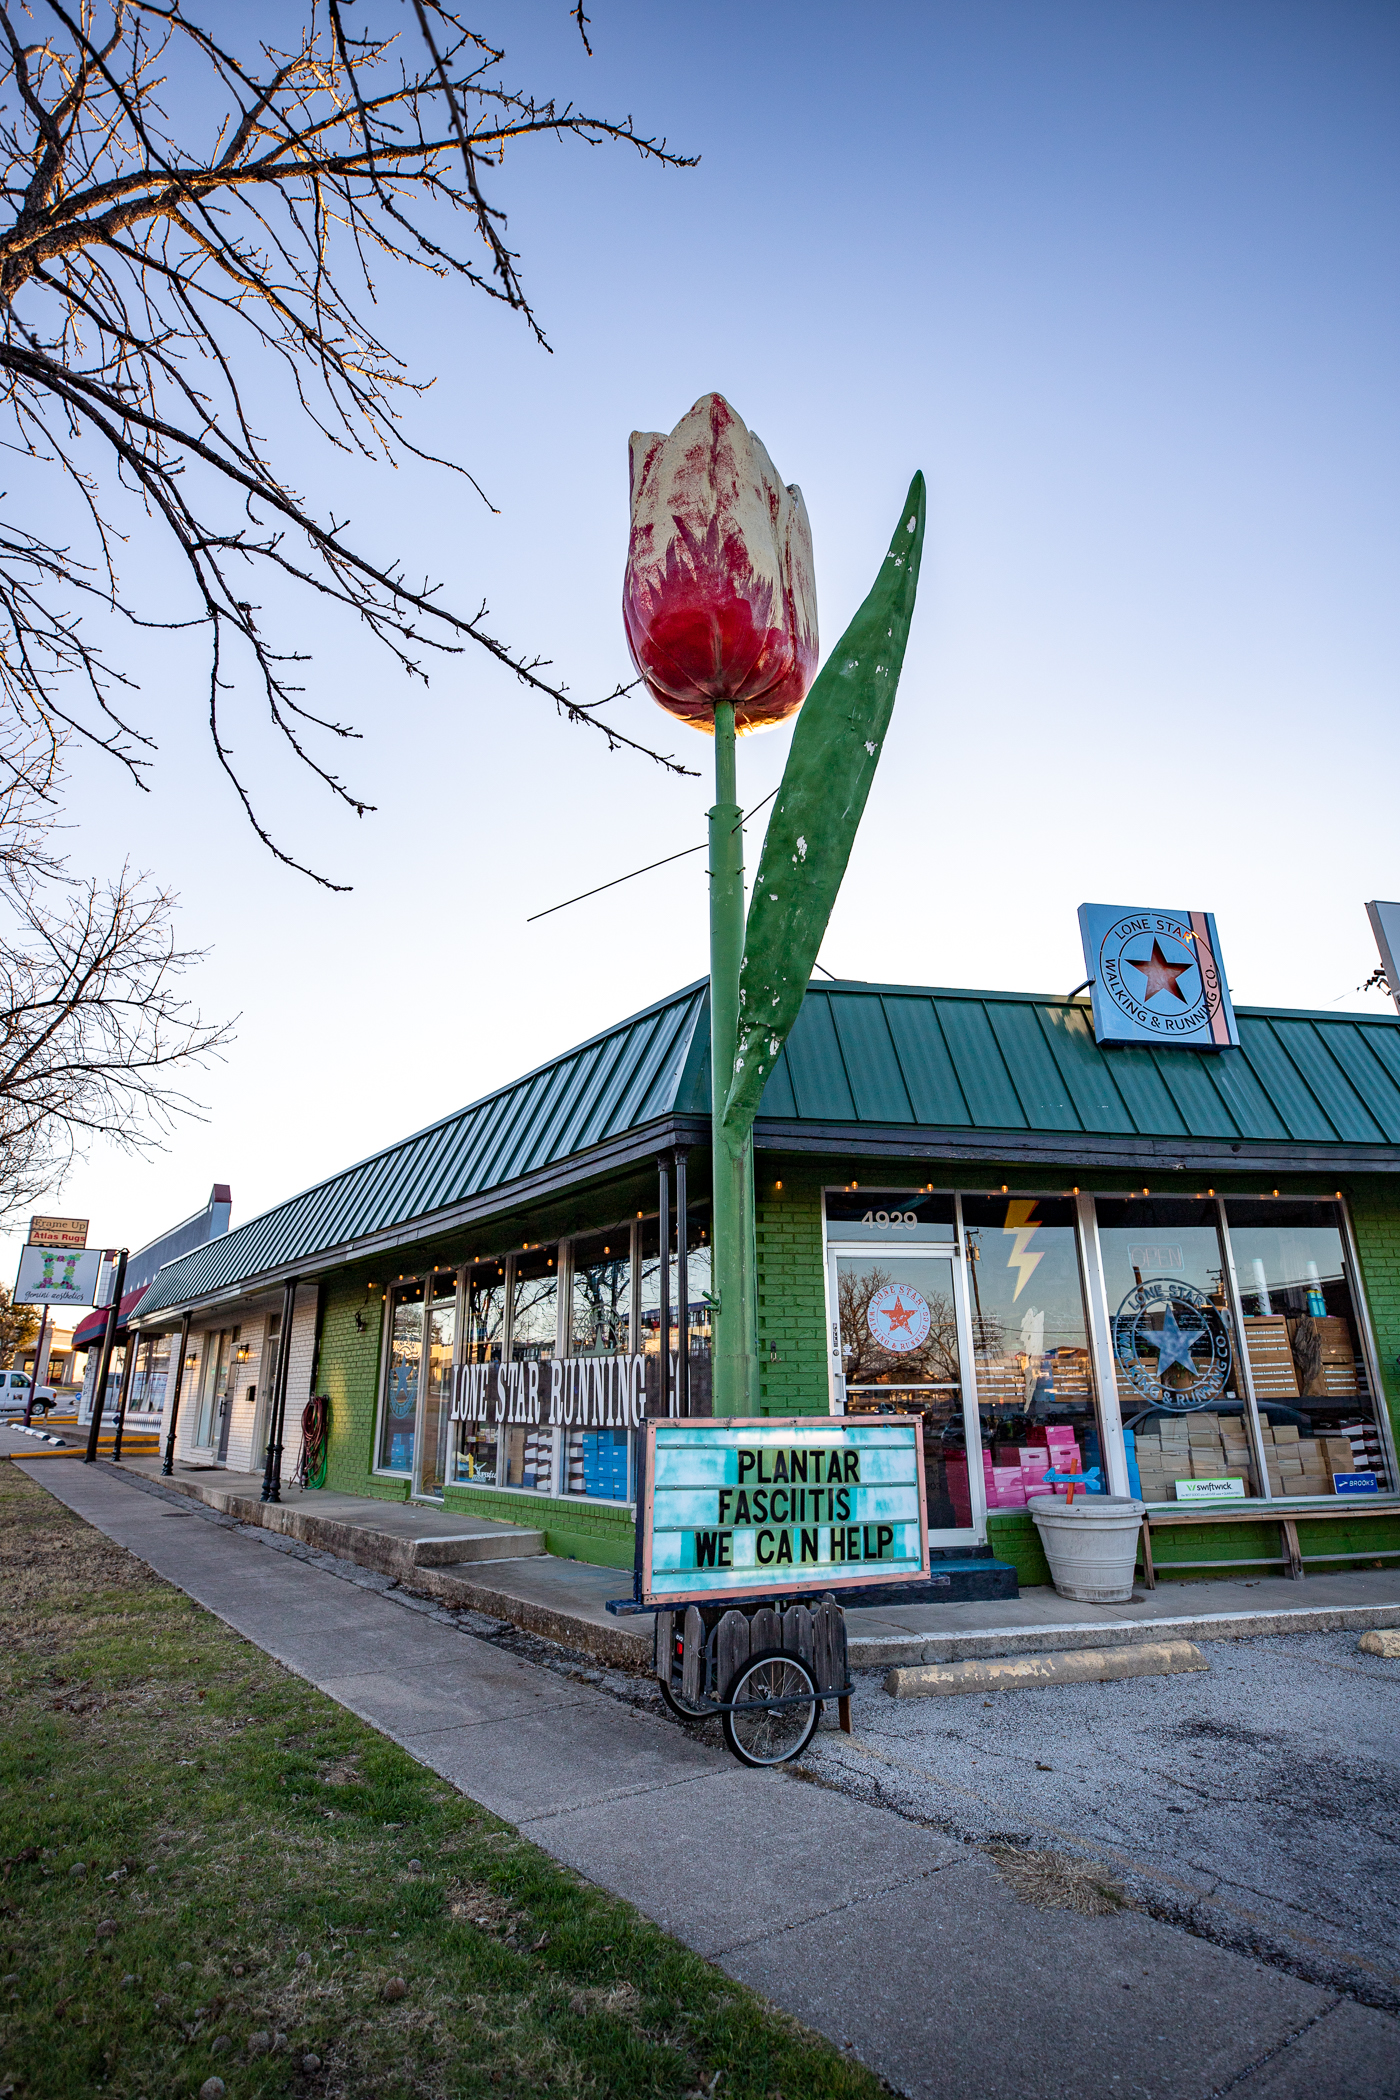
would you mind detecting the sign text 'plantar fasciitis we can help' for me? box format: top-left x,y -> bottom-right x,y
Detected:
639,1416 -> 930,1608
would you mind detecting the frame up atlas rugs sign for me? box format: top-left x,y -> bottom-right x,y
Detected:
639,1416 -> 930,1609
1078,903 -> 1239,1051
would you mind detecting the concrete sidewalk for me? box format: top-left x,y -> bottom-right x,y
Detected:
63,1446 -> 1400,1670
12,1454 -> 1398,2100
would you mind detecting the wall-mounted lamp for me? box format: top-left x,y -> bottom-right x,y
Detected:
234,1342 -> 251,1365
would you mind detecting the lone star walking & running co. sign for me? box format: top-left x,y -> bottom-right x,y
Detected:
1078,903 -> 1238,1050
1113,1278 -> 1233,1411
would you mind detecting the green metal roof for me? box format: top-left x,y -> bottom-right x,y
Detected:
133,978 -> 1400,1319
761,985 -> 1400,1163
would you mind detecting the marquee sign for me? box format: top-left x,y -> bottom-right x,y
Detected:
1078,903 -> 1238,1050
639,1415 -> 930,1608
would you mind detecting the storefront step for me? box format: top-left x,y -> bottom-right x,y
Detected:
110,1460 -> 548,1583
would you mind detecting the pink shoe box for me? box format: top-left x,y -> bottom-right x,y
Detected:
1019,1447 -> 1051,1482
990,1465 -> 1024,1509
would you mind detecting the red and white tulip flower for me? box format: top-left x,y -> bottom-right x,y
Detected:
623,392 -> 818,733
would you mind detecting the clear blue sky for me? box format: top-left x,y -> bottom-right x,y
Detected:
22,0 -> 1400,1277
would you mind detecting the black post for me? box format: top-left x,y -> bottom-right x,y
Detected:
110,1323 -> 140,1463
23,1305 -> 48,1427
261,1281 -> 298,1503
657,1156 -> 671,1417
84,1250 -> 128,1464
161,1312 -> 193,1476
674,1147 -> 690,1418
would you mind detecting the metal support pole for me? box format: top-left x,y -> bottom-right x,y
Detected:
675,1147 -> 690,1418
22,1305 -> 48,1427
110,1323 -> 140,1463
708,702 -> 758,1417
261,1281 -> 298,1503
84,1250 -> 128,1464
657,1155 -> 671,1416
161,1312 -> 193,1476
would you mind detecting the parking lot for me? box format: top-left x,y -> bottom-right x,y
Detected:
800,1629 -> 1400,2011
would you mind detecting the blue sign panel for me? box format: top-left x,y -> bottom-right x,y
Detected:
1331,1472 -> 1378,1495
640,1416 -> 930,1608
1078,904 -> 1238,1050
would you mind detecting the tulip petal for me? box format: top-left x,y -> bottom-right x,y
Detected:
622,393 -> 816,729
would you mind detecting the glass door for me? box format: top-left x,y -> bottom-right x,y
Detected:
828,1225 -> 983,1541
192,1331 -> 229,1454
377,1281 -> 424,1474
413,1272 -> 458,1500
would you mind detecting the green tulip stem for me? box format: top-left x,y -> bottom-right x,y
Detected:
708,701 -> 759,1417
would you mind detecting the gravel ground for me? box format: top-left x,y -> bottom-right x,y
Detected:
798,1631 -> 1400,2012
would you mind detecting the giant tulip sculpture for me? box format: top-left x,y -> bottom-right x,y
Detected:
623,392 -> 925,1416
624,393 -> 818,732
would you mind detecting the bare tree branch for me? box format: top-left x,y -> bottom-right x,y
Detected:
0,732 -> 230,1221
0,2 -> 699,885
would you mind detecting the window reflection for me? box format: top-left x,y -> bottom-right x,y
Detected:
377,1281 -> 424,1473
570,1231 -> 631,1355
454,1260 -> 505,1485
505,1247 -> 557,1492
962,1195 -> 1102,1507
1226,1199 -> 1391,1493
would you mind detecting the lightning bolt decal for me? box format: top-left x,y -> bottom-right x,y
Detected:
1002,1200 -> 1044,1301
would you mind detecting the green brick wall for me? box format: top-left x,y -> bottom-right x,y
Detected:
756,1170 -> 830,1416
1343,1179 -> 1400,1460
318,1267 -> 406,1500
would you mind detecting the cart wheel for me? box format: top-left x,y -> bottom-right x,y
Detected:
658,1677 -> 712,1723
722,1649 -> 820,1768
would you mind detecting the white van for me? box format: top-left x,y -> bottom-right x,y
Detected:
0,1369 -> 57,1413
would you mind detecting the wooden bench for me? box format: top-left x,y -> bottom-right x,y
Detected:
1137,1499 -> 1400,1587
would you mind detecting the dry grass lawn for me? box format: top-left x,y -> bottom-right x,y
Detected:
0,1463 -> 883,2100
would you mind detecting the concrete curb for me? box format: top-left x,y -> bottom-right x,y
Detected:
98,1462 -> 651,1669
848,1600 -> 1400,1668
886,1639 -> 1210,1697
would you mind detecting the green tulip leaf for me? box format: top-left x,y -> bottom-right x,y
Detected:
721,471 -> 927,1147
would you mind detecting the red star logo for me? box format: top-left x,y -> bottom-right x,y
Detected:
882,1295 -> 917,1335
1128,938 -> 1191,1004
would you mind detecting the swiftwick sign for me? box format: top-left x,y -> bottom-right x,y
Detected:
639,1416 -> 930,1608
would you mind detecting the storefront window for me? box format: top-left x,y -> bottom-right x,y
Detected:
377,1281 -> 424,1474
825,1189 -> 956,1242
504,1248 -> 557,1491
571,1231 -> 631,1355
639,1206 -> 713,1414
1226,1199 -> 1392,1494
1095,1198 -> 1256,1502
130,1331 -> 171,1412
828,1192 -> 967,1530
454,1261 -> 505,1485
961,1195 -> 1103,1507
561,1226 -> 631,1500
416,1273 -> 457,1499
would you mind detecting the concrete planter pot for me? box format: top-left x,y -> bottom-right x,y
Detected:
1030,1494 -> 1147,1604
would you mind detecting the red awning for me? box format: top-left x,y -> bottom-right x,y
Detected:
72,1284 -> 150,1351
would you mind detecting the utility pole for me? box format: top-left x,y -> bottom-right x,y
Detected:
84,1250 -> 128,1464
22,1306 -> 49,1427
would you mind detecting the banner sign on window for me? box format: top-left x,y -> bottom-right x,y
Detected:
1078,903 -> 1238,1050
639,1415 -> 930,1608
14,1243 -> 107,1308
